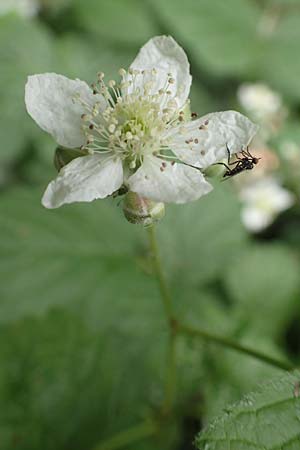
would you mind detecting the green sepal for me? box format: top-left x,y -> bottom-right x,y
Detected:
54,146 -> 90,171
122,191 -> 165,226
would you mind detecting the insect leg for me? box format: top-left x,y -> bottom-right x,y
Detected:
245,146 -> 253,157
228,158 -> 242,166
226,143 -> 244,163
226,143 -> 231,164
241,151 -> 250,159
214,162 -> 232,171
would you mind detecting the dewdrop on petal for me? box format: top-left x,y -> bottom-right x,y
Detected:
123,192 -> 165,226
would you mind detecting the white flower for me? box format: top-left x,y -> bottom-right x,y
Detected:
237,83 -> 283,121
25,35 -> 258,209
0,0 -> 39,18
239,177 -> 295,232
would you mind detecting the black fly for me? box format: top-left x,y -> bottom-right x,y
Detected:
216,144 -> 260,179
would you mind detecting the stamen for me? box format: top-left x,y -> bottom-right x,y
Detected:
79,67 -> 193,166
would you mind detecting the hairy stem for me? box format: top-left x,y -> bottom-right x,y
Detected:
178,322 -> 293,371
147,225 -> 178,414
147,225 -> 174,324
162,330 -> 177,414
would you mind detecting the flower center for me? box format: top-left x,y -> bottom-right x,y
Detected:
79,68 -> 188,170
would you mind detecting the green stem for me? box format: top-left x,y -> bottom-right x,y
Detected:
162,330 -> 177,414
92,420 -> 157,450
147,225 -> 174,323
178,323 -> 293,371
147,225 -> 178,414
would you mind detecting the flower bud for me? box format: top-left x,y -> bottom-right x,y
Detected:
122,192 -> 165,226
54,146 -> 90,171
203,161 -> 226,178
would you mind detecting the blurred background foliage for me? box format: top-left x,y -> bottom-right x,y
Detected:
1,0 -> 300,449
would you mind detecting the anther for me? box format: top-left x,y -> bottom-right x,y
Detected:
81,114 -> 91,121
118,68 -> 126,77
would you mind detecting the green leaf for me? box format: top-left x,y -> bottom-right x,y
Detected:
0,184 -> 248,322
0,308 -> 166,450
0,189 -> 175,449
224,245 -> 300,338
196,370 -> 300,450
189,82 -> 218,117
54,35 -> 136,83
73,0 -> 158,46
151,0 -> 300,103
158,183 -> 248,286
0,15 -> 54,164
0,187 -> 200,450
258,11 -> 300,102
202,330 -> 287,421
39,0 -> 72,15
0,188 -> 148,323
152,0 -> 261,76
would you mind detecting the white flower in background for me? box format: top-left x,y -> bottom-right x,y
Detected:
25,35 -> 257,209
238,83 -> 282,121
0,0 -> 39,18
279,140 -> 300,166
238,83 -> 286,143
239,177 -> 295,232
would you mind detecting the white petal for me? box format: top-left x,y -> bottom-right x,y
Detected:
25,73 -> 106,148
166,111 -> 258,169
42,154 -> 123,209
128,35 -> 192,109
128,156 -> 212,204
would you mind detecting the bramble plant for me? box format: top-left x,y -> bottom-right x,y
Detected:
25,36 -> 257,211
20,34 -> 300,450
